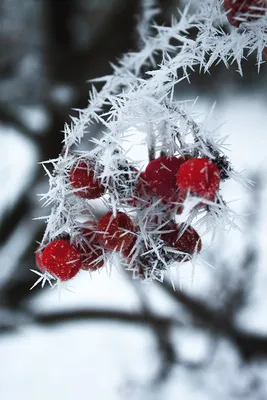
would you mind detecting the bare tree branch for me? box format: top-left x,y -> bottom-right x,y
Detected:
161,281 -> 267,360
0,308 -> 183,334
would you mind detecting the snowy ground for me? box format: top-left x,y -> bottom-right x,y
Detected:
1,93 -> 267,399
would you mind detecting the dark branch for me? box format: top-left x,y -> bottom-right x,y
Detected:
161,282 -> 267,360
0,308 -> 183,334
34,309 -> 178,327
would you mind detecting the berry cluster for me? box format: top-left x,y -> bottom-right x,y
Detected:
36,222 -> 105,281
35,0 -> 258,287
224,0 -> 267,27
36,147 -> 228,283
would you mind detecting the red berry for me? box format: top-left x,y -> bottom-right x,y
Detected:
122,236 -> 137,259
161,223 -> 202,262
42,239 -> 82,281
97,211 -> 135,251
69,160 -> 105,199
224,0 -> 266,27
145,156 -> 186,201
176,158 -> 220,202
128,172 -> 155,206
136,172 -> 154,198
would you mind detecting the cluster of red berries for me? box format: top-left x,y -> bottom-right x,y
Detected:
36,223 -> 104,281
68,155 -> 221,205
143,155 -> 220,205
224,0 -> 267,27
35,212 -> 136,281
36,154 -> 222,282
36,2 -> 261,286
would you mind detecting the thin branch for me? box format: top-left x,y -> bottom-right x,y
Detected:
1,301 -> 267,362
35,309 -> 179,326
0,308 -> 183,334
160,281 -> 267,360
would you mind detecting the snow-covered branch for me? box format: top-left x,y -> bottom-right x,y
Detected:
36,0 -> 267,286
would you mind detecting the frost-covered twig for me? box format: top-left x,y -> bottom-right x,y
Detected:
137,0 -> 160,47
35,0 -> 267,286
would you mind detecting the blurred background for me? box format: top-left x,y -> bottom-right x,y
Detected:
1,0 -> 267,399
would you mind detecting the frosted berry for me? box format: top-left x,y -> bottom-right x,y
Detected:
42,239 -> 82,281
129,172 -> 155,206
97,211 -> 135,251
76,223 -> 105,271
122,236 -> 137,259
161,223 -> 202,262
69,160 -> 105,199
224,0 -> 266,27
176,158 -> 220,202
145,155 -> 186,200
